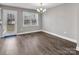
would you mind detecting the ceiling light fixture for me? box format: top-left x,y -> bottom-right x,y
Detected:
36,3 -> 46,13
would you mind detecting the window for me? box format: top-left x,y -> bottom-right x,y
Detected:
7,13 -> 15,25
23,11 -> 38,27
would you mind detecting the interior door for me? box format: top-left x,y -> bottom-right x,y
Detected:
3,9 -> 17,36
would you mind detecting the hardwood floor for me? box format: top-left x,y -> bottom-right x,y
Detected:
76,51 -> 79,55
0,32 -> 77,55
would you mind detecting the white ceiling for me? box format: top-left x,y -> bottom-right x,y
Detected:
1,3 -> 63,10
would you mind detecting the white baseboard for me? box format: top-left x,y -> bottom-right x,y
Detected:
76,47 -> 79,51
42,30 -> 77,43
17,30 -> 42,35
0,30 -> 42,37
1,29 -> 77,44
17,30 -> 77,43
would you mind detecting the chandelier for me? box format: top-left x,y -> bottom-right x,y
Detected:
36,3 -> 46,13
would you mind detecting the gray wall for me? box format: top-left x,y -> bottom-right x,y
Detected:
75,4 -> 79,49
43,3 -> 79,48
42,3 -> 77,41
0,5 -> 42,33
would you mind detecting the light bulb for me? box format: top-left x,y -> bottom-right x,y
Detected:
43,9 -> 46,12
40,8 -> 43,10
36,9 -> 40,12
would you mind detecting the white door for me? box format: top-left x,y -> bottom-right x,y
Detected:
3,9 -> 17,36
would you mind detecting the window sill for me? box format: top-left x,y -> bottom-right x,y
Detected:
23,24 -> 38,27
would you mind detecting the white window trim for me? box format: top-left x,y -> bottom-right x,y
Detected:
23,11 -> 39,27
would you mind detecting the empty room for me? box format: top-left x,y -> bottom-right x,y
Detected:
0,3 -> 79,55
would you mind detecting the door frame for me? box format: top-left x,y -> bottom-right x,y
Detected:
3,9 -> 17,35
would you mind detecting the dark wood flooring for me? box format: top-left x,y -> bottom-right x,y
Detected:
0,32 -> 77,55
